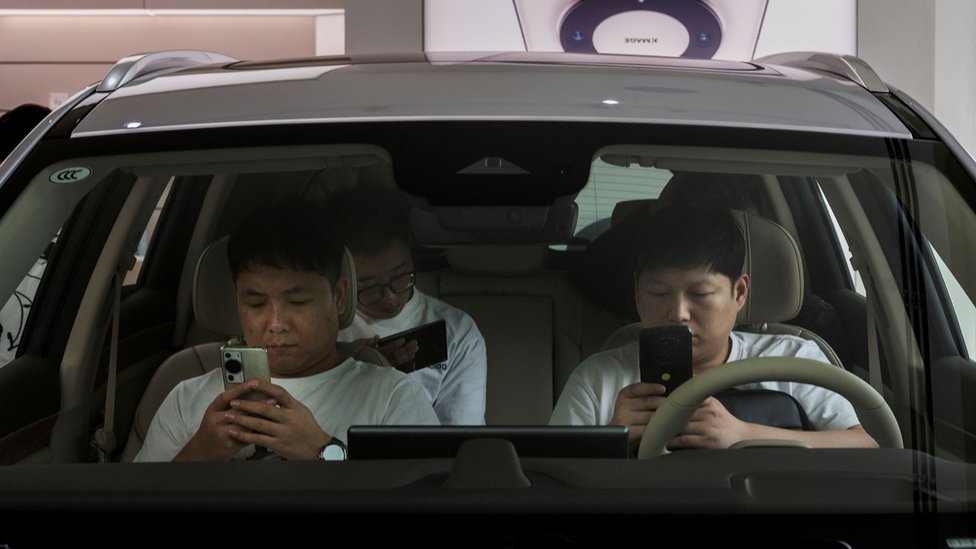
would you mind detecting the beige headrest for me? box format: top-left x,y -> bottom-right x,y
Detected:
732,210 -> 803,323
192,236 -> 358,335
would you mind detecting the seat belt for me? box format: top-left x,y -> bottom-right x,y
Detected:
859,264 -> 884,395
866,284 -> 884,394
92,266 -> 126,463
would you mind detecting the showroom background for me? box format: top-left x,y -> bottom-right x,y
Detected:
0,0 -> 972,156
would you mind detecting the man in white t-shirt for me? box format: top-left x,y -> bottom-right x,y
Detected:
135,199 -> 438,463
550,204 -> 877,451
328,188 -> 487,425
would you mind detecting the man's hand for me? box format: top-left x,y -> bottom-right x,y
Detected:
377,337 -> 419,368
667,397 -> 752,450
610,385 -> 751,452
173,381 -> 269,462
671,400 -> 880,449
354,334 -> 419,369
615,388 -> 879,451
225,379 -> 332,460
609,382 -> 667,448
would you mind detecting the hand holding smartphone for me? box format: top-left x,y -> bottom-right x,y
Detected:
220,343 -> 272,402
377,319 -> 448,373
639,326 -> 693,394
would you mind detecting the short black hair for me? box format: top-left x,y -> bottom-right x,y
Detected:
227,198 -> 344,284
632,204 -> 744,284
323,187 -> 412,256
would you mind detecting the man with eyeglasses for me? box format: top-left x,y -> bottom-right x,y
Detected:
329,188 -> 488,425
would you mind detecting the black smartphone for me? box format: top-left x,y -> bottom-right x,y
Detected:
638,325 -> 693,394
219,343 -> 272,401
377,319 -> 448,373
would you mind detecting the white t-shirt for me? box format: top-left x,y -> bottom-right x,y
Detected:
550,331 -> 860,431
134,357 -> 439,462
339,289 -> 487,425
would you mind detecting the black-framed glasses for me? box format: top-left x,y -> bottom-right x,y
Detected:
357,271 -> 416,306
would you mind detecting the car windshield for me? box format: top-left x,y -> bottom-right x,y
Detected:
1,54 -> 975,546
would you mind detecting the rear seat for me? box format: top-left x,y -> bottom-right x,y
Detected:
416,244 -> 628,425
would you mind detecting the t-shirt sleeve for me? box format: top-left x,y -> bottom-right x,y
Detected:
792,338 -> 834,364
788,382 -> 862,431
550,360 -> 602,426
132,384 -> 194,463
788,339 -> 861,431
435,314 -> 488,425
384,376 -> 441,426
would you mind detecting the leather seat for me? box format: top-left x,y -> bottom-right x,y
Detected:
416,244 -> 595,425
119,236 -> 386,462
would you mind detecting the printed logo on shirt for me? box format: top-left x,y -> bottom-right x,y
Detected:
427,362 -> 448,371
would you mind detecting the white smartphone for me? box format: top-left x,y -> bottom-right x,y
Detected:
219,343 -> 271,402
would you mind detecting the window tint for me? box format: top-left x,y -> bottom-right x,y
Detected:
820,185 -> 866,296
0,233 -> 57,368
123,180 -> 172,286
571,158 -> 670,243
931,243 -> 976,360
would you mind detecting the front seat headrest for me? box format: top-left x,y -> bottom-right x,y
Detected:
192,235 -> 358,336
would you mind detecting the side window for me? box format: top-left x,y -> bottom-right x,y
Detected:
0,233 -> 57,368
0,181 -> 171,367
123,180 -> 172,286
570,158 -> 671,244
819,185 -> 866,296
930,244 -> 976,361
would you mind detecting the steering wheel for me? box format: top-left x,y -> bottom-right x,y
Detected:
636,357 -> 903,459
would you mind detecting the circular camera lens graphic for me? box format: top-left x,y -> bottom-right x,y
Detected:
559,0 -> 722,59
224,358 -> 243,374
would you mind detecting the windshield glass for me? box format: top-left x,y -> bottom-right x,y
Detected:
1,121 -> 975,544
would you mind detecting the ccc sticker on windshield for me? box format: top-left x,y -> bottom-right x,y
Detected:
49,167 -> 92,184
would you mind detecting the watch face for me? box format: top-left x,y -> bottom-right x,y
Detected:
322,443 -> 346,461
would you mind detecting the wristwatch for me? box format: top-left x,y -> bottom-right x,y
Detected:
319,437 -> 347,461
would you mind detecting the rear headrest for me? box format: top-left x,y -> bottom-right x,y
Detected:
192,236 -> 358,336
570,207 -> 803,324
610,200 -> 654,227
445,245 -> 548,275
659,171 -> 766,213
608,171 -> 765,229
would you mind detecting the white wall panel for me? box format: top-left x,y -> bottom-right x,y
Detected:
859,0 -> 975,157
934,0 -> 976,159
0,15 -> 317,109
0,0 -> 339,8
754,0 -> 856,58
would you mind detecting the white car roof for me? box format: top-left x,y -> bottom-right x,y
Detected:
70,51 -> 911,139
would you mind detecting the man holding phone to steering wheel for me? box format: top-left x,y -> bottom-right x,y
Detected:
550,204 -> 877,452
